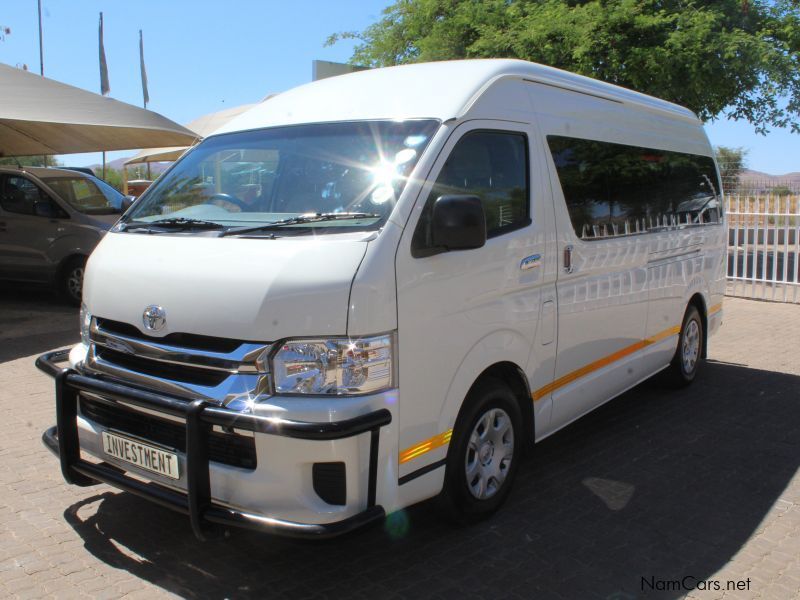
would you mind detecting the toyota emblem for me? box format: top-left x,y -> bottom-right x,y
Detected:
142,305 -> 167,332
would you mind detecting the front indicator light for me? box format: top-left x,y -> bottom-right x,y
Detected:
80,303 -> 92,346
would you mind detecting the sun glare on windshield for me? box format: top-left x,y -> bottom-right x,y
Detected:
123,120 -> 440,233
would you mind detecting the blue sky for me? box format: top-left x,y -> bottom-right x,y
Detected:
1,0 -> 798,174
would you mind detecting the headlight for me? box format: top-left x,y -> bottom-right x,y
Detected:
80,303 -> 92,346
272,333 -> 394,395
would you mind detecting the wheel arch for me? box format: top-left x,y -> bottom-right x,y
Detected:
55,253 -> 88,281
435,330 -> 535,453
464,362 -> 534,452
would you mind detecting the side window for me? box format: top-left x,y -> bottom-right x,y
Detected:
546,136 -> 721,240
413,130 -> 530,253
0,176 -> 49,216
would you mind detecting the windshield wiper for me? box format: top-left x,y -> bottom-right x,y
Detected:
219,213 -> 381,237
120,217 -> 226,232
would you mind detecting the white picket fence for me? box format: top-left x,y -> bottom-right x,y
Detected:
726,194 -> 800,303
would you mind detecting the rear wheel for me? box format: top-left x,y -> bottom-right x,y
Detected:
58,256 -> 86,306
662,304 -> 704,388
440,378 -> 522,522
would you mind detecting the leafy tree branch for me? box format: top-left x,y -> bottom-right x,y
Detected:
329,0 -> 800,134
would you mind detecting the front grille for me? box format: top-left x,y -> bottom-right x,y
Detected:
81,396 -> 257,470
94,346 -> 229,387
96,317 -> 249,353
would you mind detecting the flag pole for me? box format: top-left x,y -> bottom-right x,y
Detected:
99,11 -> 109,179
139,29 -> 149,109
38,0 -> 47,167
37,0 -> 44,76
139,29 -> 151,181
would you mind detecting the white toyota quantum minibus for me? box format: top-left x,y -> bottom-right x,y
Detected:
37,59 -> 725,540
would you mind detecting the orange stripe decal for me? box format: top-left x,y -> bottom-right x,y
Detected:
399,429 -> 453,464
647,325 -> 682,344
403,314 -> 714,462
532,323 -> 681,402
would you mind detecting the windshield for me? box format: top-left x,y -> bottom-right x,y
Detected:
91,176 -> 127,210
46,176 -> 123,215
123,119 -> 439,234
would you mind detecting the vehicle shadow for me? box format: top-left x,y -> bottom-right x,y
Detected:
0,286 -> 77,363
63,361 -> 799,599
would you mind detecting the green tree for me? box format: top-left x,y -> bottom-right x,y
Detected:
768,185 -> 793,196
0,156 -> 61,167
714,146 -> 748,190
126,164 -> 152,180
100,168 -> 124,192
329,0 -> 800,134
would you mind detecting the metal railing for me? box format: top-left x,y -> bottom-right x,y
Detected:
726,194 -> 800,303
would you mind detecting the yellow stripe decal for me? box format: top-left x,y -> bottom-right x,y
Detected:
401,314 -> 712,462
648,325 -> 682,344
532,323 -> 681,402
399,429 -> 453,464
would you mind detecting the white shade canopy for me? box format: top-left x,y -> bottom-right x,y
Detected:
124,103 -> 256,166
123,145 -> 189,165
0,63 -> 198,157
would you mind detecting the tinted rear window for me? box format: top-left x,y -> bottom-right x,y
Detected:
547,136 -> 721,240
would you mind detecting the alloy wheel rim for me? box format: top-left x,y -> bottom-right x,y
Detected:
67,267 -> 84,301
464,407 -> 514,500
682,319 -> 700,373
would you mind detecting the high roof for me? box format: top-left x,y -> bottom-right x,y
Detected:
216,59 -> 699,136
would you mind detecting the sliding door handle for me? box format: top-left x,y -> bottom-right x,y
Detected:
563,245 -> 574,274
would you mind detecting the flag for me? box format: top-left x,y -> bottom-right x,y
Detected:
139,29 -> 149,107
98,12 -> 110,95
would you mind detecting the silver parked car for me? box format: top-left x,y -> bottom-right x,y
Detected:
0,166 -> 126,304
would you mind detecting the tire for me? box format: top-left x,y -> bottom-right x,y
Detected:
440,378 -> 523,523
58,256 -> 86,306
662,304 -> 704,388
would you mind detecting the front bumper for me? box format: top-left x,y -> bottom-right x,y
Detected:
36,349 -> 392,540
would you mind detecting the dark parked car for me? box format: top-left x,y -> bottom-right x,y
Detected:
0,166 -> 126,303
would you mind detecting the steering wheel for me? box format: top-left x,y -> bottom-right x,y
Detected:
207,192 -> 248,211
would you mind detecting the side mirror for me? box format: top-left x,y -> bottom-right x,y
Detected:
34,200 -> 59,218
430,195 -> 486,253
121,196 -> 135,211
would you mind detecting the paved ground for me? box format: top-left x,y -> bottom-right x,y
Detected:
1,290 -> 799,600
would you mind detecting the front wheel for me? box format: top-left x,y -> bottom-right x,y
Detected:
58,256 -> 86,306
440,379 -> 522,523
662,305 -> 704,388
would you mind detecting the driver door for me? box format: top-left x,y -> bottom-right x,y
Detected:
395,120 -> 558,482
0,174 -> 64,282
